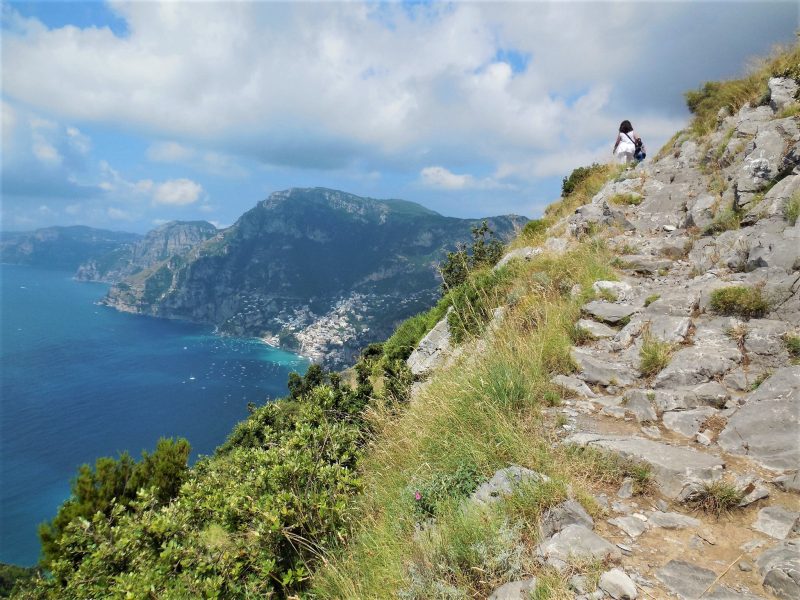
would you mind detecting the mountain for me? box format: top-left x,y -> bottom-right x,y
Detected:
75,221 -> 218,283
103,188 -> 526,366
0,226 -> 141,271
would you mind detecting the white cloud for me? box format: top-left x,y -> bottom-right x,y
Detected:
66,126 -> 91,154
107,207 -> 133,220
153,178 -> 203,206
0,1 -> 692,173
420,166 -> 512,191
147,141 -> 195,162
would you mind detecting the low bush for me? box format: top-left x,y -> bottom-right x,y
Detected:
709,285 -> 770,319
383,296 -> 451,362
785,334 -> 800,363
561,163 -> 605,197
703,207 -> 741,235
684,480 -> 744,517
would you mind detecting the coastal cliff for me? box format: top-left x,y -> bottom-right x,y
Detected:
101,188 -> 525,367
75,220 -> 217,283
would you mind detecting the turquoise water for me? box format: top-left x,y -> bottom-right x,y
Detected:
0,264 -> 308,566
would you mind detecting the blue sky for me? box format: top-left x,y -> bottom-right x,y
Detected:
1,1 -> 797,233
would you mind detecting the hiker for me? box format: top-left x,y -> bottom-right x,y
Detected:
613,120 -> 646,164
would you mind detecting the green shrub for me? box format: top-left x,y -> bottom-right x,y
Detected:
644,294 -> 661,307
447,267 -> 514,343
561,163 -> 605,197
407,462 -> 482,518
785,334 -> 800,362
703,207 -> 741,235
684,480 -> 744,517
522,219 -> 549,239
639,330 -> 674,378
784,191 -> 800,226
439,220 -> 505,292
709,286 -> 770,319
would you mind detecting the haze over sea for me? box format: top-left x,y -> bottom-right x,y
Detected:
0,264 -> 307,566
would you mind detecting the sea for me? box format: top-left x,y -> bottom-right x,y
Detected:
0,264 -> 308,566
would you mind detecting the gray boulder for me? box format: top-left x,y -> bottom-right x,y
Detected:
540,499 -> 594,539
599,569 -> 638,600
718,366 -> 800,470
535,524 -> 620,571
488,577 -> 538,600
582,300 -> 639,324
654,346 -> 740,389
470,466 -> 549,506
757,539 -> 800,600
551,374 -> 598,398
576,318 -> 618,339
753,506 -> 800,540
564,433 -> 725,498
406,314 -> 452,377
571,349 -> 638,387
769,77 -> 799,112
495,246 -> 543,270
662,407 -> 719,438
655,560 -> 717,599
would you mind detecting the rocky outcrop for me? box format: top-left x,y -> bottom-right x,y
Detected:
101,188 -> 525,367
76,221 -> 217,283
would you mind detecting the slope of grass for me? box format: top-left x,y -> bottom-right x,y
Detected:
312,242 -> 652,598
685,42 -> 800,136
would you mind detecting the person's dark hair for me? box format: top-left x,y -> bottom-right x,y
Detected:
619,120 -> 633,134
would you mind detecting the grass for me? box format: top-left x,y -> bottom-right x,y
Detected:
311,243 -> 656,598
703,206 -> 741,235
784,191 -> 800,226
644,294 -> 661,307
709,285 -> 770,319
684,480 -> 745,517
786,334 -> 800,364
608,193 -> 642,206
713,127 -> 736,163
685,41 -> 800,136
639,325 -> 674,378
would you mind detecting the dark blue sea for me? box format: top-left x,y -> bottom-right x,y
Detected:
0,264 -> 308,566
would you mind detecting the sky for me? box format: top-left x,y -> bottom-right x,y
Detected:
1,1 -> 797,233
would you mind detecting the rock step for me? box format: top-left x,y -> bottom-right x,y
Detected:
564,433 -> 725,499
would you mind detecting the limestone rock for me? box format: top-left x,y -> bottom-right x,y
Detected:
654,347 -> 739,389
645,315 -> 692,344
609,515 -> 647,538
495,246 -> 543,270
406,314 -> 452,377
471,466 -> 549,506
662,407 -> 718,438
571,349 -> 638,387
769,77 -> 799,112
576,318 -> 618,339
622,389 -> 658,423
592,280 -> 634,301
540,499 -> 594,539
757,539 -> 800,600
599,569 -> 638,600
617,254 -> 673,275
753,506 -> 800,540
536,524 -> 620,571
582,300 -> 639,324
488,578 -> 538,600
564,434 -> 725,498
647,510 -> 700,529
551,374 -> 598,399
655,560 -> 717,599
718,366 -> 800,470
773,471 -> 800,493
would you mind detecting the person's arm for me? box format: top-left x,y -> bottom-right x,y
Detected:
613,133 -> 620,152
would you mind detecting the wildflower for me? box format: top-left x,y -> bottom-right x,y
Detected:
414,491 -> 421,501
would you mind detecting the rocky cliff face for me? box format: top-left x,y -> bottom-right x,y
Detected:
0,226 -> 141,271
103,188 -> 525,367
408,77 -> 800,600
75,221 -> 217,282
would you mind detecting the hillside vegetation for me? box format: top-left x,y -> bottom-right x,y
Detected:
11,43 -> 800,599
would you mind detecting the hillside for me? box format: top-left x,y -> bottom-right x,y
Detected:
101,188 -> 525,367
0,226 -> 141,271
10,46 -> 799,600
75,220 -> 218,283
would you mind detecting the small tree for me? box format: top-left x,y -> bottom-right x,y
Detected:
439,220 -> 504,293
